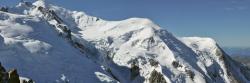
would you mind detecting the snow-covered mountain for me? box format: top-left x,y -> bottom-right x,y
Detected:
0,0 -> 249,83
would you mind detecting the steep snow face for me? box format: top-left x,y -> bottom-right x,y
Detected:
1,1 -> 249,83
24,1 -> 250,83
180,37 -> 250,83
0,11 -> 116,83
49,3 -> 250,82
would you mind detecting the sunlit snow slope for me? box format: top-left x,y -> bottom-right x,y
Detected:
0,2 -> 116,83
0,1 -> 250,83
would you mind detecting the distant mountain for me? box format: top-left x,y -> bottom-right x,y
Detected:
223,47 -> 250,56
233,56 -> 250,67
0,0 -> 250,83
222,47 -> 250,68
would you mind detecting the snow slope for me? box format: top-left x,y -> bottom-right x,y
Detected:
0,8 -> 116,83
0,0 -> 249,83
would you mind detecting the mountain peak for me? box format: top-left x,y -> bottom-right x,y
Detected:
0,1 -> 249,83
180,37 -> 217,50
33,0 -> 47,8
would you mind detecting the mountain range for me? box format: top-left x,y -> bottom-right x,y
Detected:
223,47 -> 250,56
0,0 -> 249,83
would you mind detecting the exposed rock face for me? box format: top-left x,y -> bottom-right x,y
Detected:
8,69 -> 20,83
185,69 -> 195,81
0,7 -> 8,12
149,70 -> 167,83
172,61 -> 182,68
0,63 -> 33,83
130,62 -> 140,80
149,59 -> 159,67
0,63 -> 8,83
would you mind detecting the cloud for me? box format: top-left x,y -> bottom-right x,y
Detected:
225,0 -> 249,11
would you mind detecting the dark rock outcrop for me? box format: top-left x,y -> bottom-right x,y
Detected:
149,70 -> 167,83
130,62 -> 140,80
149,59 -> 159,67
185,69 -> 195,81
8,69 -> 20,83
0,63 -> 8,83
172,61 -> 182,68
0,63 -> 34,83
0,7 -> 8,12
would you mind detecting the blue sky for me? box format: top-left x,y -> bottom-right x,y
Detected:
1,0 -> 250,48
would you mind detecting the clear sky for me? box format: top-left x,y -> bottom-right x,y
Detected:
1,0 -> 250,48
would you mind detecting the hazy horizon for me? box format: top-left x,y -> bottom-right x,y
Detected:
1,0 -> 250,48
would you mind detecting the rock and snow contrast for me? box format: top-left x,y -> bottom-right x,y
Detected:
0,0 -> 250,83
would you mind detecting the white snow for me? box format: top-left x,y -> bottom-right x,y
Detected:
0,1 -> 249,83
0,21 -> 33,38
0,10 -> 114,83
95,72 -> 118,83
19,77 -> 32,83
22,40 -> 52,54
180,37 -> 217,53
32,0 -> 47,8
